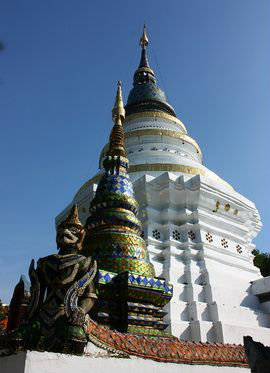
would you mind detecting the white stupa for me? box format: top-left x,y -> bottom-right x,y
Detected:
56,26 -> 269,345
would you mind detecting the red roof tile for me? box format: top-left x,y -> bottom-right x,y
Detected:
85,318 -> 248,367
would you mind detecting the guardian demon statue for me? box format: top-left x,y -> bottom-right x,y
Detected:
7,205 -> 97,354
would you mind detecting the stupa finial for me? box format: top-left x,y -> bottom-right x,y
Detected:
112,80 -> 125,125
140,24 -> 149,49
126,25 -> 176,118
133,25 -> 155,84
103,82 -> 127,172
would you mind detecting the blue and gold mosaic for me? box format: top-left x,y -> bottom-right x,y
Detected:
98,270 -> 173,298
85,127 -> 155,276
97,173 -> 135,198
84,81 -> 172,335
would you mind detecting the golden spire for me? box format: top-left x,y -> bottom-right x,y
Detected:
106,81 -> 126,160
112,81 -> 125,125
140,24 -> 149,49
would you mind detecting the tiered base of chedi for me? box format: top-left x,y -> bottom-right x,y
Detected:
0,82 -> 258,373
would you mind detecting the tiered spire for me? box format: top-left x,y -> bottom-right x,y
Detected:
84,82 -> 155,277
138,24 -> 150,69
112,80 -> 125,124
133,25 -> 156,85
126,25 -> 176,117
107,81 -> 126,158
103,81 -> 128,174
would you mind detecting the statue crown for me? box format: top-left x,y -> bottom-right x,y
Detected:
59,205 -> 83,228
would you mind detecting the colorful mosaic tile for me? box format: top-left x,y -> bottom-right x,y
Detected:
127,302 -> 166,317
85,162 -> 153,277
83,93 -> 174,336
126,325 -> 170,337
98,270 -> 172,293
98,258 -> 155,277
98,269 -> 173,307
89,194 -> 139,215
96,173 -> 135,198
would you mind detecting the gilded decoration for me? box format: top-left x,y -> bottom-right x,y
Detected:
140,24 -> 149,48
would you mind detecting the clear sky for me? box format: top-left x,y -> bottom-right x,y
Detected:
0,0 -> 269,303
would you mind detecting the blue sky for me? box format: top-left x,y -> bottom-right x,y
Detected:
0,1 -> 269,303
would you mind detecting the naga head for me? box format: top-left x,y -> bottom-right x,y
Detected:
56,205 -> 85,252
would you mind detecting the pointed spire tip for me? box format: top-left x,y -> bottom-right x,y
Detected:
140,24 -> 149,49
112,80 -> 125,124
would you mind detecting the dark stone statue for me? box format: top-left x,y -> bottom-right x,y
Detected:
244,336 -> 270,373
6,205 -> 97,355
6,276 -> 30,332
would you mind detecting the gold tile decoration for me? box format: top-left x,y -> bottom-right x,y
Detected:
98,258 -> 155,277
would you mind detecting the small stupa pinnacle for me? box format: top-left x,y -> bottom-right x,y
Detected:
112,81 -> 125,125
140,24 -> 149,49
133,24 -> 155,84
106,81 -> 126,162
85,81 -> 155,278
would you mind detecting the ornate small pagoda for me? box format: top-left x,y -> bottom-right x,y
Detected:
84,81 -> 173,336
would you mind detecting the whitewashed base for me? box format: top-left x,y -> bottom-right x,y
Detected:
0,349 -> 251,373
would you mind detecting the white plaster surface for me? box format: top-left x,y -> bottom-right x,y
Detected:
251,276 -> 270,296
0,351 -> 251,373
55,113 -> 270,345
